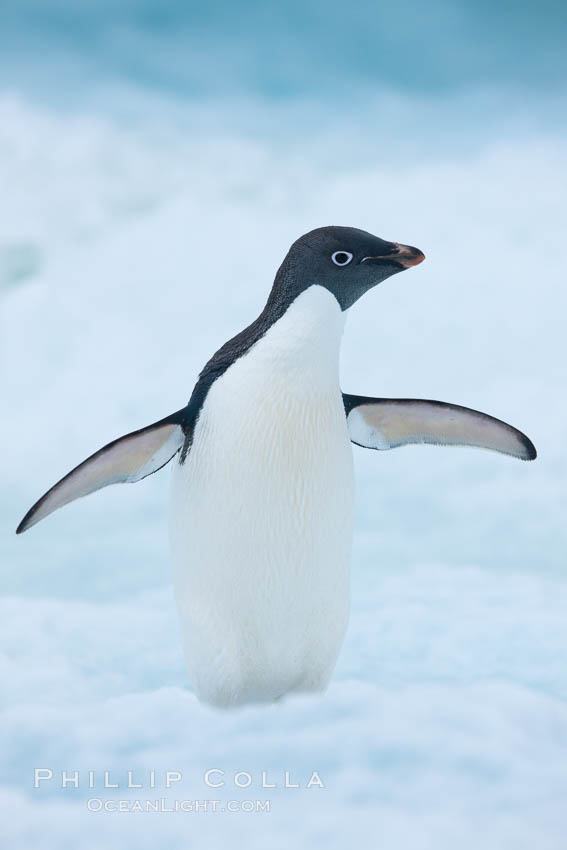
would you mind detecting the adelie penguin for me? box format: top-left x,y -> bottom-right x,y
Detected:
17,226 -> 537,708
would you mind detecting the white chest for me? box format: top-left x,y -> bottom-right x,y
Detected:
169,286 -> 355,707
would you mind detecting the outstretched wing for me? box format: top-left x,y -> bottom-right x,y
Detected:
343,394 -> 536,461
16,409 -> 187,534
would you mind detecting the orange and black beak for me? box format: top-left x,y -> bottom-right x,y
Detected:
362,242 -> 425,268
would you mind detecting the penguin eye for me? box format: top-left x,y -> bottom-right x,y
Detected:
331,251 -> 353,267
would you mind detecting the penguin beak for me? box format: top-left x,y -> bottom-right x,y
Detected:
362,243 -> 425,268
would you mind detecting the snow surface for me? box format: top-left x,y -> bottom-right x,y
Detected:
1,91 -> 566,848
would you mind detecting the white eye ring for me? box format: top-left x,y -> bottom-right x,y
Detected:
331,250 -> 353,267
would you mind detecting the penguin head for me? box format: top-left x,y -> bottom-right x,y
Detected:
275,226 -> 425,310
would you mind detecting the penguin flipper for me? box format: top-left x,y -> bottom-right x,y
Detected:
343,395 -> 536,461
16,409 -> 186,534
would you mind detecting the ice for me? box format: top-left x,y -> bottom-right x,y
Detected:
1,88 -> 566,848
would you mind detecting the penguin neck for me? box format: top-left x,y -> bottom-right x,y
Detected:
256,284 -> 346,385
188,284 -> 346,431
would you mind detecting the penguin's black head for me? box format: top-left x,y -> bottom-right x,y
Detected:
274,226 -> 425,310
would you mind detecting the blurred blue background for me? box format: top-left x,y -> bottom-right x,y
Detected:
2,0 -> 567,98
1,2 -> 566,849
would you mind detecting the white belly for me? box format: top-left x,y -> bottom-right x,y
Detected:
169,287 -> 355,707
